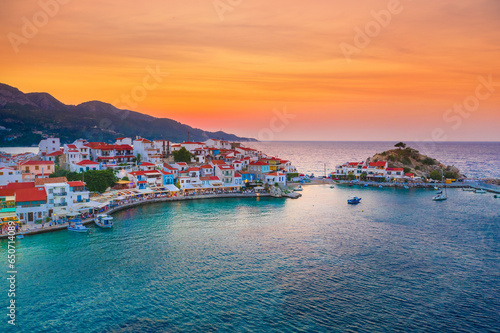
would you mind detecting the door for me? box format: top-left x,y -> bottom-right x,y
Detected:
28,212 -> 33,222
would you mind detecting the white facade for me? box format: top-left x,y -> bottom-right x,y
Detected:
0,167 -> 22,185
44,183 -> 72,209
39,137 -> 60,156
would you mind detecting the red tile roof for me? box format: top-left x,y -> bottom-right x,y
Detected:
200,165 -> 213,169
187,167 -> 200,172
20,160 -> 55,166
76,160 -> 100,166
46,150 -> 64,156
250,161 -> 268,166
386,168 -> 404,171
15,187 -> 47,202
67,181 -> 86,187
34,177 -> 67,186
369,161 -> 387,167
0,182 -> 34,190
140,162 -> 155,166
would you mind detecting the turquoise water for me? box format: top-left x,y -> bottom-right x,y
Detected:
2,185 -> 499,332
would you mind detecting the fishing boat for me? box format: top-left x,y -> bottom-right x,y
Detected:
432,168 -> 448,201
95,214 -> 114,228
462,187 -> 475,191
347,196 -> 362,204
475,189 -> 487,194
68,222 -> 89,233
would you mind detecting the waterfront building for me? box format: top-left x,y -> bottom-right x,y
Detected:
68,181 -> 90,204
248,161 -> 270,181
14,186 -> 48,224
215,164 -> 235,185
264,172 -> 287,186
386,168 -> 405,180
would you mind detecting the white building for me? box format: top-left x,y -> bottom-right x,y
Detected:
44,182 -> 72,210
39,137 -> 60,156
0,167 -> 22,185
68,181 -> 90,204
70,160 -> 101,173
264,172 -> 287,186
115,137 -> 133,145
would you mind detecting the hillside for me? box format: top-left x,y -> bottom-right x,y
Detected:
0,83 -> 256,146
368,143 -> 464,180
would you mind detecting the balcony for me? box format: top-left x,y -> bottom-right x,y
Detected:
53,192 -> 67,196
54,202 -> 67,207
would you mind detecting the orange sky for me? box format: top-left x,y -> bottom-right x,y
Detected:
1,0 -> 499,141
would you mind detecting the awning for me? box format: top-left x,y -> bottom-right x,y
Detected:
164,184 -> 180,192
138,188 -> 155,194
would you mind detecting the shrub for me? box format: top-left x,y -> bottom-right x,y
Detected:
403,167 -> 411,174
422,157 -> 435,165
430,170 -> 442,180
402,157 -> 412,165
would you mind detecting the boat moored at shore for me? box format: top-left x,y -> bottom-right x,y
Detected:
95,214 -> 114,228
68,222 -> 89,233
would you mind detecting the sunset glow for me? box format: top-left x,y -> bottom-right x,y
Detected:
1,0 -> 499,141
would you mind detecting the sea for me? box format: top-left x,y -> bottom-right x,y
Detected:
1,141 -> 499,332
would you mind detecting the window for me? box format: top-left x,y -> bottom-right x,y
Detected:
0,172 -> 3,176
35,166 -> 39,170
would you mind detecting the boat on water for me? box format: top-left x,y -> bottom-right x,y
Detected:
494,194 -> 499,198
364,184 -> 368,187
432,191 -> 448,201
434,186 -> 440,190
404,185 -> 410,189
16,234 -> 24,239
330,185 -> 335,188
378,185 -> 383,188
432,168 -> 448,201
68,222 -> 89,233
95,214 -> 114,228
462,187 -> 475,191
347,196 -> 362,204
475,189 -> 487,194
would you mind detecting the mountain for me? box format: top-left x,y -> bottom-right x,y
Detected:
0,83 -> 256,147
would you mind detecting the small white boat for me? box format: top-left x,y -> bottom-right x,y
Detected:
378,185 -> 383,188
432,191 -> 447,201
95,214 -> 114,228
475,189 -> 487,194
16,235 -> 24,239
434,186 -> 440,190
294,185 -> 303,192
68,222 -> 89,233
404,185 -> 410,189
347,196 -> 362,204
462,187 -> 475,191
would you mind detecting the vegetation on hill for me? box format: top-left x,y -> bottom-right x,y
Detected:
369,142 -> 464,179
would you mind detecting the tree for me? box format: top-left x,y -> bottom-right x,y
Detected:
347,174 -> 356,181
395,142 -> 406,149
83,169 -> 116,193
173,147 -> 192,163
122,176 -> 130,181
175,180 -> 181,189
430,170 -> 442,181
403,167 -> 411,174
133,153 -> 142,166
